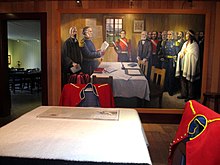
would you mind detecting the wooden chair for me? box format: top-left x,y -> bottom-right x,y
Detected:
149,66 -> 166,108
138,60 -> 148,76
92,75 -> 113,90
9,71 -> 26,93
68,73 -> 91,84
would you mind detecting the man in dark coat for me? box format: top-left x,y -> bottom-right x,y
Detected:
61,26 -> 82,87
80,26 -> 104,75
137,31 -> 152,62
162,30 -> 179,96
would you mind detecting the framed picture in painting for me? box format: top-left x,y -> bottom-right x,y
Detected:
133,20 -> 144,33
8,55 -> 11,64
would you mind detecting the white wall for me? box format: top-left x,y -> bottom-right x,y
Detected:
8,39 -> 41,70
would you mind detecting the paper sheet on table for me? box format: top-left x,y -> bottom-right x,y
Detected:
127,69 -> 141,75
37,107 -> 119,121
104,67 -> 117,73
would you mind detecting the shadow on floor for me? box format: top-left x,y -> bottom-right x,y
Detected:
0,91 -> 42,127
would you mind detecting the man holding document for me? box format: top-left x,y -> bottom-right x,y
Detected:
80,26 -> 109,75
61,26 -> 82,87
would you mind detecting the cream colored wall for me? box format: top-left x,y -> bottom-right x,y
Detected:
8,39 -> 41,69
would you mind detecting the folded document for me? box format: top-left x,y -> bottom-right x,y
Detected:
70,65 -> 81,73
101,41 -> 109,52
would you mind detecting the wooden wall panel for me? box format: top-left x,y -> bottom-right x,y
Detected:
204,2 -> 217,92
46,1 -> 62,105
0,0 -> 219,107
211,2 -> 220,91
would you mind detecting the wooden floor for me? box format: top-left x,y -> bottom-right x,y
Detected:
0,91 -> 42,127
143,123 -> 178,165
0,91 -> 179,165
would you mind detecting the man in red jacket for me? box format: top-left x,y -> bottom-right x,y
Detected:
114,30 -> 131,62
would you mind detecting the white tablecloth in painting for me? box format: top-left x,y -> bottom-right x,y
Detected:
0,106 -> 152,165
93,62 -> 150,101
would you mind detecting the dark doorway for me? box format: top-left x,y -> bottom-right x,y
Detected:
0,13 -> 48,117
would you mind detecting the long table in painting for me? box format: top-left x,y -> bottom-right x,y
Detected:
92,62 -> 150,101
0,106 -> 152,165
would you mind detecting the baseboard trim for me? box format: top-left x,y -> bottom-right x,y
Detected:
135,108 -> 183,124
135,108 -> 184,114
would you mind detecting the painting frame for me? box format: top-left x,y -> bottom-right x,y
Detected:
60,10 -> 207,110
133,20 -> 144,33
8,55 -> 11,64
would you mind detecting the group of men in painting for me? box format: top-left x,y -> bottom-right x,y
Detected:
61,25 -> 204,102
137,29 -> 204,102
61,26 -> 104,86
